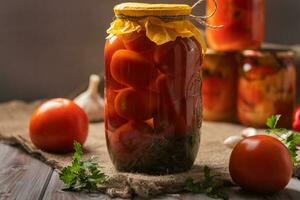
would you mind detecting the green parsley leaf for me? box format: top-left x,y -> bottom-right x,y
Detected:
73,141 -> 83,162
59,141 -> 107,192
184,166 -> 228,200
266,114 -> 281,129
266,115 -> 300,166
285,131 -> 300,165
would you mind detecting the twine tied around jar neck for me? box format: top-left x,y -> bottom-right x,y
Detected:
115,0 -> 223,29
191,0 -> 223,28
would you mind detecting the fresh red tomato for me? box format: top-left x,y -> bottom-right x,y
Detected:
292,106 -> 300,131
121,31 -> 156,52
110,49 -> 157,89
114,88 -> 157,120
109,121 -> 154,162
229,135 -> 292,193
105,90 -> 127,131
104,35 -> 126,90
29,98 -> 88,153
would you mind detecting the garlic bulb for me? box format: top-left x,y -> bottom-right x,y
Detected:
224,135 -> 243,149
74,74 -> 104,122
224,128 -> 259,149
241,127 -> 257,138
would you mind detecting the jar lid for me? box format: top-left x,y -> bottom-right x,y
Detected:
206,48 -> 240,55
242,48 -> 295,58
114,3 -> 192,17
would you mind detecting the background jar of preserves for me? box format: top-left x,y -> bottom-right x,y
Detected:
202,49 -> 238,121
206,0 -> 265,51
238,49 -> 296,128
104,3 -> 205,174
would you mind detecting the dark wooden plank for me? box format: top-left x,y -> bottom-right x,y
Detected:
178,178 -> 300,200
148,179 -> 300,200
44,169 -> 300,200
0,143 -> 53,200
43,171 -> 120,200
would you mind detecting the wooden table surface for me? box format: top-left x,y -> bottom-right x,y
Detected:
1,142 -> 300,200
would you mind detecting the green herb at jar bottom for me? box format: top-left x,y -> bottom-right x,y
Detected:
109,128 -> 201,174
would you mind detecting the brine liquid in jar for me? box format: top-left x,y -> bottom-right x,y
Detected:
206,0 -> 265,51
104,3 -> 205,174
237,49 -> 296,128
202,49 -> 238,122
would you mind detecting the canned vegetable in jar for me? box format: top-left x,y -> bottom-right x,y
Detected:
202,49 -> 238,122
238,49 -> 296,128
206,0 -> 265,51
104,3 -> 206,174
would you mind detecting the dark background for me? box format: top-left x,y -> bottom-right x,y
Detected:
0,0 -> 299,102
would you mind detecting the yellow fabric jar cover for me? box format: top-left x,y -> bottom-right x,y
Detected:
106,3 -> 206,53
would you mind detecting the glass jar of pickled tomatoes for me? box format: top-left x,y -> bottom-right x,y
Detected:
202,49 -> 238,121
238,49 -> 296,128
104,3 -> 205,174
206,0 -> 265,51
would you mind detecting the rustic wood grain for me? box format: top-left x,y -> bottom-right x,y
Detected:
156,179 -> 300,200
221,179 -> 300,200
0,143 -> 53,200
44,171 -> 300,200
42,171 -> 122,200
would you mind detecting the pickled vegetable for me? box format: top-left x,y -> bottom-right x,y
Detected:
104,90 -> 127,131
202,51 -> 238,121
104,34 -> 202,174
206,0 -> 264,51
110,50 -> 158,89
104,36 -> 126,90
114,88 -> 157,121
238,49 -> 296,128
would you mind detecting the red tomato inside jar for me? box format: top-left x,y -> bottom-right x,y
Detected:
206,0 -> 265,51
104,3 -> 205,174
237,49 -> 296,128
202,49 -> 238,122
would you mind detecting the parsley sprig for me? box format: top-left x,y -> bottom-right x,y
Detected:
59,142 -> 107,192
266,115 -> 300,166
184,166 -> 228,200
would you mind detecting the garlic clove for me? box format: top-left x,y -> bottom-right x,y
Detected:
241,127 -> 257,138
74,74 -> 104,122
224,135 -> 244,149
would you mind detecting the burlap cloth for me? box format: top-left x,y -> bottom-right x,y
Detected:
0,100 -> 299,198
